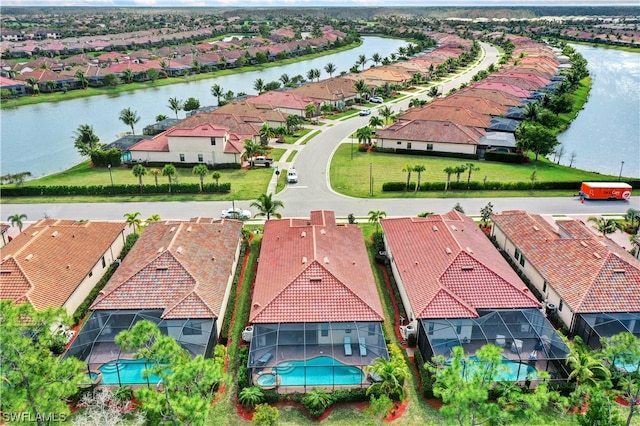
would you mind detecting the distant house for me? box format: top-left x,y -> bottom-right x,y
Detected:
247,211 -> 388,391
491,211 -> 640,349
65,218 -> 244,379
0,219 -> 131,316
245,91 -> 322,118
128,122 -> 245,166
0,76 -> 28,97
381,211 -> 570,379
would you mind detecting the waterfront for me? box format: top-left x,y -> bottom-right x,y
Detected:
0,37 -> 408,177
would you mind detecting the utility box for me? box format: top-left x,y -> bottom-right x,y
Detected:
579,182 -> 632,200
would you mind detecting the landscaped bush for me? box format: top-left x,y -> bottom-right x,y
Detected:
414,350 -> 435,399
358,144 -> 369,152
237,347 -> 250,394
372,146 -> 395,153
91,149 -> 123,168
394,149 -> 478,160
219,239 -> 248,345
484,151 -> 528,164
332,388 -> 367,403
1,182 -> 231,197
381,179 -> 640,192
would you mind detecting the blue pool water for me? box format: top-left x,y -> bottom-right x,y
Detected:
99,359 -> 164,385
265,356 -> 364,386
448,355 -> 537,382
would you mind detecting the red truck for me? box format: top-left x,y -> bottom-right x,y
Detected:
579,182 -> 633,200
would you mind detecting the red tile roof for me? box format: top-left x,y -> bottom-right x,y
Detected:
398,104 -> 490,129
250,210 -> 384,323
0,219 -> 128,310
457,88 -> 523,107
491,211 -> 640,314
381,211 -> 539,319
376,120 -> 484,145
92,219 -> 243,319
433,95 -> 509,116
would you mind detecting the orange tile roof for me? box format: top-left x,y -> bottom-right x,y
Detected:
291,77 -> 358,101
457,88 -> 523,107
398,104 -> 490,129
250,210 -> 384,323
246,91 -> 322,111
376,119 -> 484,145
92,219 -> 243,319
0,219 -> 128,310
381,211 -> 539,319
433,95 -> 509,116
491,211 -> 640,314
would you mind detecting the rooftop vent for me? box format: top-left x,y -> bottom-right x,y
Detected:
466,247 -> 474,254
302,256 -> 307,264
157,246 -> 165,253
176,246 -> 183,254
253,303 -> 260,308
301,231 -> 306,238
323,256 -> 330,264
31,231 -> 39,237
25,254 -> 33,261
445,247 -> 452,254
320,229 -> 327,235
51,231 -> 59,237
580,241 -> 588,247
533,226 -> 540,231
451,225 -> 458,231
310,277 -> 322,282
187,226 -> 192,232
0,270 -> 11,274
432,225 -> 439,231
613,268 -> 626,274
156,266 -> 168,271
461,266 -> 474,271
169,227 -> 176,233
593,252 -> 601,259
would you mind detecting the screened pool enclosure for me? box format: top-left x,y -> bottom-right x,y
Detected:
248,322 -> 388,392
65,309 -> 216,386
417,309 -> 571,380
573,312 -> 640,350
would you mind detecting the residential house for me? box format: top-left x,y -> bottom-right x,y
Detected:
0,219 -> 131,316
376,119 -> 484,156
65,218 -> 244,378
245,91 -> 322,118
381,211 -> 570,379
128,122 -> 244,165
212,100 -> 289,127
398,104 -> 491,130
247,211 -> 388,392
491,210 -> 640,349
292,77 -> 359,108
432,95 -> 510,116
0,76 -> 28,97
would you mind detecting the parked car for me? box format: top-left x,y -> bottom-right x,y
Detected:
359,109 -> 372,116
287,168 -> 298,184
370,96 -> 383,103
221,207 -> 252,220
250,156 -> 273,167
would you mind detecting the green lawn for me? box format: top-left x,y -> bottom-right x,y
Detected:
330,144 -> 617,198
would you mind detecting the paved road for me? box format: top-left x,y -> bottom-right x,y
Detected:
2,42 -> 638,224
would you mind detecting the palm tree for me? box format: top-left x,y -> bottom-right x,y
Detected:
212,171 -> 222,189
413,164 -> 426,193
304,103 -> 318,121
7,213 -> 27,232
168,97 -> 182,119
625,208 -> 640,229
192,164 -> 209,191
371,53 -> 382,66
465,163 -> 480,189
25,76 -> 38,93
588,217 -> 621,236
161,164 -> 177,192
243,139 -> 260,167
210,84 -> 224,105
356,126 -> 373,146
454,164 -> 467,183
259,123 -> 275,145
286,114 -> 302,134
567,337 -> 610,394
302,389 -> 334,414
357,54 -> 367,71
279,73 -> 291,87
149,168 -> 161,186
379,105 -> 393,124
119,107 -> 140,135
145,214 -> 161,224
401,163 -> 414,191
123,211 -> 142,234
250,193 -> 284,220
253,78 -> 264,94
121,68 -> 134,84
238,386 -> 265,408
443,166 -> 456,191
132,164 -> 147,192
366,357 -> 410,401
73,124 -> 102,157
368,115 -> 384,132
324,62 -> 336,78
523,102 -> 541,122
427,86 -> 441,98
368,210 -> 386,234
74,70 -> 88,89
353,79 -> 368,104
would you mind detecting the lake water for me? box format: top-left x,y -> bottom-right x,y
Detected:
0,37 -> 408,177
557,45 -> 640,179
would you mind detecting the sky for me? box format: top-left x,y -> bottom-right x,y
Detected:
1,0 -> 638,7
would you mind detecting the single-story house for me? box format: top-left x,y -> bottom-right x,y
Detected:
247,211 -> 388,392
128,122 -> 245,166
65,218 -> 244,380
381,211 -> 570,380
0,219 -> 131,316
491,210 -> 640,349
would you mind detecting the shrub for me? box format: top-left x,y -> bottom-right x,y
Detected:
91,149 -> 123,167
302,389 -> 334,418
237,347 -> 250,394
219,240 -> 248,344
358,143 -> 369,152
239,386 -> 265,408
484,151 -> 528,163
252,403 -> 279,426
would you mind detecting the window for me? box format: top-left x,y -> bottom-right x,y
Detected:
428,322 -> 434,335
345,326 -> 351,334
559,300 -> 564,312
426,143 -> 433,151
198,154 -> 203,163
368,324 -> 376,336
543,281 -> 547,293
88,271 -> 93,278
183,320 -> 202,336
407,142 -> 412,149
210,138 -> 216,146
456,322 -> 462,334
519,256 -> 525,267
321,323 -> 329,337
101,256 -> 106,268
179,154 -> 185,162
514,248 -> 521,261
397,141 -> 402,145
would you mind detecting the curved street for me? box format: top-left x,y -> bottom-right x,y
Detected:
1,42 -> 638,228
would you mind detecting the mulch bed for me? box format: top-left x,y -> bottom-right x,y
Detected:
385,399 -> 409,423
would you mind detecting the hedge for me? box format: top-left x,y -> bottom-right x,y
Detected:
1,182 -> 231,197
218,239 -> 248,346
484,151 -> 528,164
382,179 -> 640,192
392,148 -> 478,160
124,161 -> 241,170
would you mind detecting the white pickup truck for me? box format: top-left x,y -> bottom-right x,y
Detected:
287,168 -> 298,184
250,156 -> 273,167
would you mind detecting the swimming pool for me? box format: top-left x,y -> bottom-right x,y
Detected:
448,355 -> 537,382
99,359 -> 164,385
260,356 -> 364,386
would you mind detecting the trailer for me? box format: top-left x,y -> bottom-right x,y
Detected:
579,182 -> 632,200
